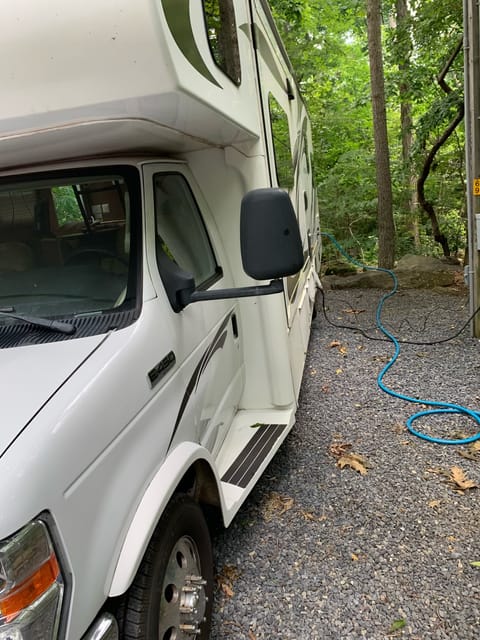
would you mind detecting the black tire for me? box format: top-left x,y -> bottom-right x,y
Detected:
119,495 -> 214,639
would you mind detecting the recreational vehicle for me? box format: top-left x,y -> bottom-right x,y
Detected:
0,1 -> 320,638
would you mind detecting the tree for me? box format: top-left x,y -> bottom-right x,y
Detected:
269,0 -> 465,265
392,0 -> 419,249
366,0 -> 395,267
416,40 -> 465,257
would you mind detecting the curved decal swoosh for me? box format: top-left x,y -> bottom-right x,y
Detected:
161,0 -> 222,88
168,313 -> 232,450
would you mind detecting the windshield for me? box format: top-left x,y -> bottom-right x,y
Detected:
0,169 -> 139,332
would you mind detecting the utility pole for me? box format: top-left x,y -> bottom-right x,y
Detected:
464,0 -> 480,336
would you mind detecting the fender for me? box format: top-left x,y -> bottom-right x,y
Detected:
108,441 -> 224,596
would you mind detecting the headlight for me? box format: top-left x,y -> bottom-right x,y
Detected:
0,521 -> 64,640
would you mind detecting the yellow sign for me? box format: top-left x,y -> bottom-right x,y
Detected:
474,179 -> 480,196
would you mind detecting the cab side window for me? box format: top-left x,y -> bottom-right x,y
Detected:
154,173 -> 219,289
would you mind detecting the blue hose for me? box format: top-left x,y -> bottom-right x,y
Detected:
321,232 -> 480,445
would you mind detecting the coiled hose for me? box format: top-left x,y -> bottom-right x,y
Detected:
321,232 -> 480,445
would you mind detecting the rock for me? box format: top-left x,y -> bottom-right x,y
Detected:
322,253 -> 461,290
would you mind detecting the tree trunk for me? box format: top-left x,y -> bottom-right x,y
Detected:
416,39 -> 464,258
416,105 -> 464,257
395,0 -> 420,249
366,0 -> 395,268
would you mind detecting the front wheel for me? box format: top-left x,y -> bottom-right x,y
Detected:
119,495 -> 214,639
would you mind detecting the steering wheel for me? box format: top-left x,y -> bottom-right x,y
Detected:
65,248 -> 128,266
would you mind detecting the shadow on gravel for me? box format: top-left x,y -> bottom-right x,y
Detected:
211,288 -> 480,640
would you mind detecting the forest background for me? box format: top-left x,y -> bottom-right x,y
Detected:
269,0 -> 465,267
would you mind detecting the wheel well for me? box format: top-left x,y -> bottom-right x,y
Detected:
175,460 -> 224,529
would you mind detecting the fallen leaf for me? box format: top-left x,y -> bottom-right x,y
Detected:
351,552 -> 359,561
337,453 -> 369,475
428,499 -> 441,508
458,450 -> 478,461
470,561 -> 480,567
393,423 -> 406,434
329,441 -> 352,458
300,510 -> 317,521
389,618 -> 406,633
459,441 -> 480,461
426,467 -> 450,479
328,340 -> 348,355
344,308 -> 365,315
261,492 -> 294,521
335,368 -> 343,375
448,466 -> 478,492
221,583 -> 234,597
321,384 -> 331,393
222,565 -> 241,581
216,564 -> 241,599
248,631 -> 257,640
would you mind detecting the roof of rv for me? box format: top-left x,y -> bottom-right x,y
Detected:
0,0 -> 263,167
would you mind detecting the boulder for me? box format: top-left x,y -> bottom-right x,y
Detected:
322,254 -> 461,290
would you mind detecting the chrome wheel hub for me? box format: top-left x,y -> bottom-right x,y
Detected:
159,537 -> 208,639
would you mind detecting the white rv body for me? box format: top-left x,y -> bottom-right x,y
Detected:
0,1 -> 320,639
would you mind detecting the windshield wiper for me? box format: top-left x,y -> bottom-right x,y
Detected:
0,308 -> 76,335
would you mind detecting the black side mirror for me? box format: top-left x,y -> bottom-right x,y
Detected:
240,188 -> 304,279
159,188 -> 304,311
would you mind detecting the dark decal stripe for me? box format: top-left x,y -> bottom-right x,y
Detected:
161,0 -> 222,88
197,313 -> 231,386
168,312 -> 233,450
221,424 -> 287,488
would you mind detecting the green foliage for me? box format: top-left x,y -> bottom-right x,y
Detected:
269,0 -> 466,264
52,186 -> 82,225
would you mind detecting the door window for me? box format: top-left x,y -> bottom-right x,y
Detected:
153,173 -> 219,289
268,93 -> 294,190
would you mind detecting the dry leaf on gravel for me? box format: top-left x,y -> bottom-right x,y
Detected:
343,307 -> 365,316
448,466 -> 478,492
458,441 -> 480,461
261,491 -> 294,521
300,510 -> 317,521
328,340 -> 348,356
329,441 -> 352,458
216,564 -> 241,599
337,453 -> 370,475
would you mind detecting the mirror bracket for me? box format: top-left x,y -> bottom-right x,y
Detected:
179,279 -> 284,307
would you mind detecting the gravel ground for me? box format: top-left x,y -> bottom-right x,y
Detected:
210,287 -> 480,640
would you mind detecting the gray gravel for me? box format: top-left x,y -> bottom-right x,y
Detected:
210,287 -> 480,639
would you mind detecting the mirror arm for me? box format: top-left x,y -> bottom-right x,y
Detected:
180,278 -> 284,306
